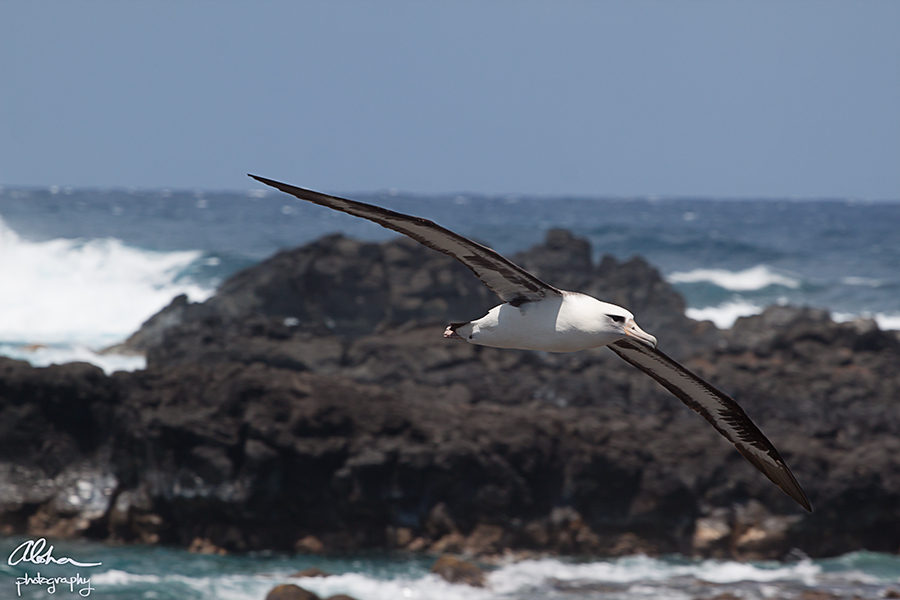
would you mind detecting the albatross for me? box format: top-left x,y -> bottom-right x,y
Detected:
249,174 -> 811,512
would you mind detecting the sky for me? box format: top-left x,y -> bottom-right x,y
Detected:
1,1 -> 898,199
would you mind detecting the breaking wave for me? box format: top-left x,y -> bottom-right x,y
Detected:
667,265 -> 801,291
0,216 -> 215,363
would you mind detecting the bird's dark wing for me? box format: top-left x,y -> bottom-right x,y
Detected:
250,175 -> 560,305
609,338 -> 811,512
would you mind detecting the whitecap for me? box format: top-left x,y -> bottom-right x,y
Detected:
841,276 -> 884,288
833,311 -> 900,332
686,300 -> 764,329
92,569 -> 163,585
0,343 -> 146,374
0,216 -> 214,357
875,314 -> 900,331
285,572 -> 495,600
486,555 -> 823,595
23,552 -> 899,600
667,265 -> 801,291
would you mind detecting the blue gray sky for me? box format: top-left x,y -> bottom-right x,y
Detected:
2,1 -> 898,198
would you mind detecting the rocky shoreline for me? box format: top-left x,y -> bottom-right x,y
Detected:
2,230 -> 900,560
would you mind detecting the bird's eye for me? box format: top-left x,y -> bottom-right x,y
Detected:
608,314 -> 626,324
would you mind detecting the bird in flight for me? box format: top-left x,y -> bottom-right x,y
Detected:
249,174 -> 811,512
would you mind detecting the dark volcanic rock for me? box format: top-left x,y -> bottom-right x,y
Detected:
4,232 -> 900,560
430,554 -> 486,586
689,306 -> 900,556
126,233 -> 497,362
98,359 -> 698,553
131,229 -> 712,370
0,358 -> 119,538
265,584 -> 320,600
511,228 -> 595,291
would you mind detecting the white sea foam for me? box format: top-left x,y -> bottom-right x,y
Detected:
276,556 -> 822,600
92,569 -> 163,585
212,557 -> 823,600
875,314 -> 900,332
0,343 -> 146,374
686,300 -> 764,329
288,572 -> 496,600
832,311 -> 900,332
59,552 -> 900,600
667,265 -> 801,291
488,555 -> 820,590
841,276 -> 885,288
0,216 -> 214,362
92,570 -> 497,600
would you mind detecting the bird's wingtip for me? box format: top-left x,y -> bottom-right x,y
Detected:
780,463 -> 813,512
790,487 -> 813,512
248,174 -> 285,190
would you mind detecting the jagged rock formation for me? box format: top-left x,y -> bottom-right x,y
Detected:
2,230 -> 899,560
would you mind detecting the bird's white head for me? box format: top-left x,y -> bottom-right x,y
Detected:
604,307 -> 658,349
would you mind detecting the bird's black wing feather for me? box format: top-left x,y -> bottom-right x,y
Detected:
250,175 -> 560,305
609,338 -> 811,512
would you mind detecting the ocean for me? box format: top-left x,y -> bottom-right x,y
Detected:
1,185 -> 900,598
1,186 -> 898,373
3,537 -> 900,600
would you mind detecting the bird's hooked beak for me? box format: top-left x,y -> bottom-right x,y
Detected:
624,318 -> 658,348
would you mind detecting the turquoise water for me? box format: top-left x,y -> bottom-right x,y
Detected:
3,537 -> 900,600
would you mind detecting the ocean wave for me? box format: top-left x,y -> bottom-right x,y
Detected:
289,572 -> 494,600
262,556 -> 831,600
489,555 -> 821,590
0,343 -> 146,374
685,300 -> 764,329
832,312 -> 900,332
0,216 -> 214,351
875,314 -> 900,332
91,569 -> 492,600
841,276 -> 886,288
22,550 -> 900,600
90,557 -> 824,600
92,569 -> 163,585
687,304 -> 900,332
667,265 -> 801,291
